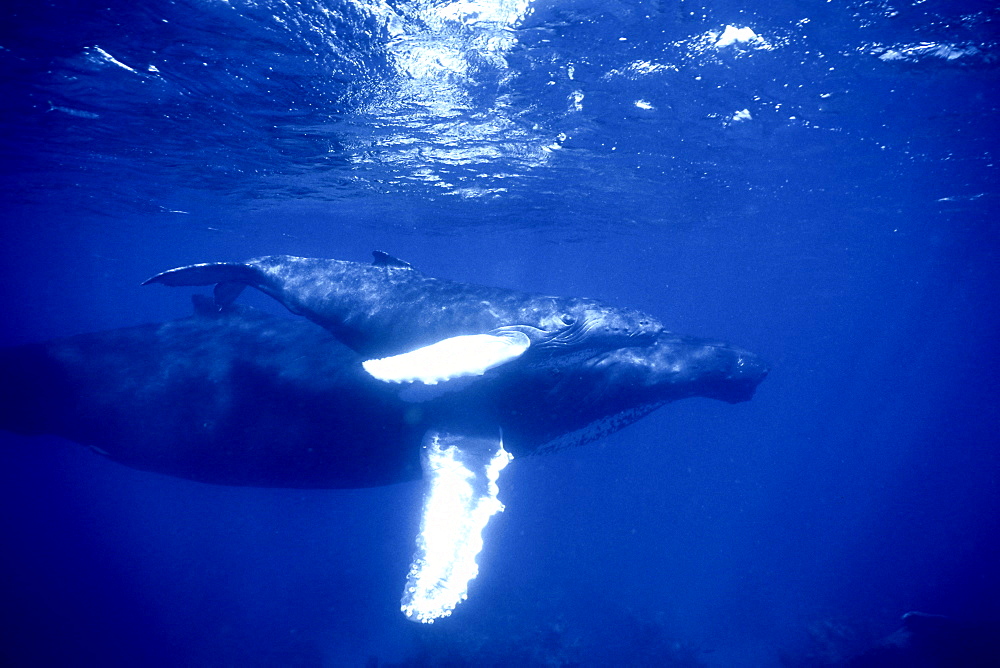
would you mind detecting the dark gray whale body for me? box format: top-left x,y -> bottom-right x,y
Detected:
0,299 -> 764,488
2,300 -> 419,488
3,252 -> 767,621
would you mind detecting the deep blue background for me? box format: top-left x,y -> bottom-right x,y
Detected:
1,1 -> 998,665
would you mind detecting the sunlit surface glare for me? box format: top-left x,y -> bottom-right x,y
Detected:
401,432 -> 513,623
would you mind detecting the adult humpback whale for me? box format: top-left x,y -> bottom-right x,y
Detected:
1,298 -> 764,486
3,254 -> 767,622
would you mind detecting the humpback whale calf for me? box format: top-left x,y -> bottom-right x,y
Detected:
143,252 -> 665,378
3,253 -> 768,622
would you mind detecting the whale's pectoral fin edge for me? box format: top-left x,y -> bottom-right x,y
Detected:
362,332 -> 531,385
401,429 -> 512,623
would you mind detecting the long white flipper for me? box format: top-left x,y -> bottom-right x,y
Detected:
363,332 -> 530,384
401,430 -> 512,623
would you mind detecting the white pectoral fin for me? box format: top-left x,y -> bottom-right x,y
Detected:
401,430 -> 513,624
362,331 -> 530,385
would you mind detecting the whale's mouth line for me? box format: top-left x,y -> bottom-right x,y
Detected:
628,328 -> 660,343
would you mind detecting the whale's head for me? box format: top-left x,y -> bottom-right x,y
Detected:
478,330 -> 768,456
592,332 -> 769,405
518,299 -> 664,353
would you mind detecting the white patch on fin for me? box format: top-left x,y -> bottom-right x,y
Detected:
401,431 -> 512,623
363,331 -> 530,384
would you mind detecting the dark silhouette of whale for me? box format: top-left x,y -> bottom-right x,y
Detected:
3,253 -> 768,622
0,298 -> 765,488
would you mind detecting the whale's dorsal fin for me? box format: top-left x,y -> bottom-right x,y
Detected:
372,250 -> 413,269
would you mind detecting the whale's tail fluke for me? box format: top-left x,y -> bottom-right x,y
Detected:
142,262 -> 256,287
143,263 -> 257,307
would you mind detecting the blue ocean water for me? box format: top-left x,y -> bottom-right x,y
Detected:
1,0 -> 997,665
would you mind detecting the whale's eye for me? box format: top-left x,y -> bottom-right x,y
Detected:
561,314 -> 576,325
